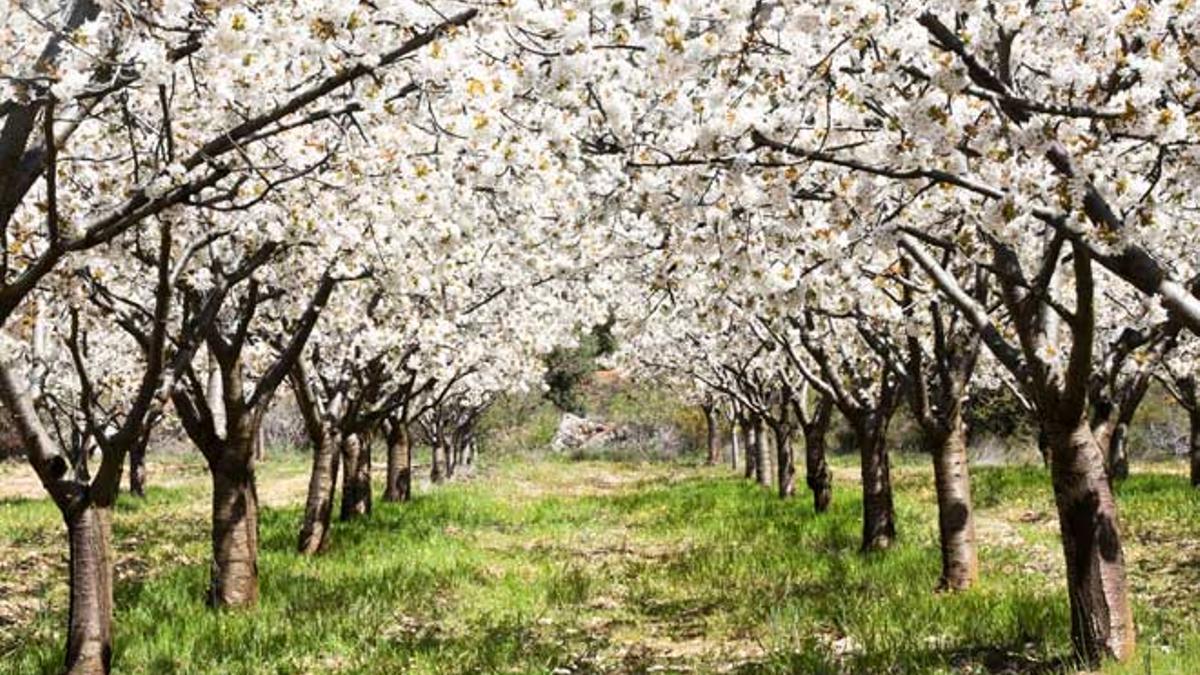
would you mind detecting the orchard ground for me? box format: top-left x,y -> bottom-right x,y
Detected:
2,450 -> 1200,674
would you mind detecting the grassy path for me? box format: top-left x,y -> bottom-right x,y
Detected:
2,456 -> 1200,673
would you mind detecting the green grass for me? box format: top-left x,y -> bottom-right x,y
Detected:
2,455 -> 1200,673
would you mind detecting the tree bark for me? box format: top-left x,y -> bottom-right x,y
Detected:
703,404 -> 720,465
752,415 -> 769,488
384,422 -> 412,502
742,417 -> 755,480
730,419 -> 740,470
209,457 -> 259,608
339,433 -> 371,520
803,403 -> 834,513
1037,428 -> 1051,468
1045,419 -> 1135,664
430,436 -> 445,484
444,437 -> 456,478
127,436 -> 147,498
447,439 -> 458,479
1191,411 -> 1200,488
297,427 -> 340,554
857,421 -> 895,552
773,424 -> 795,499
64,504 -> 113,675
253,424 -> 266,462
930,423 -> 978,590
1107,422 -> 1130,482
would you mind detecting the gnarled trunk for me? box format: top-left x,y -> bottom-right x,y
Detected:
339,434 -> 371,520
930,423 -> 977,590
64,504 -> 113,675
857,421 -> 895,552
128,436 -> 147,498
1045,419 -> 1135,664
298,428 -> 340,554
209,458 -> 259,608
384,423 -> 412,502
703,405 -> 720,465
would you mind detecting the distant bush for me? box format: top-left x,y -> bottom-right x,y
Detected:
965,386 -> 1034,445
542,319 -> 615,415
478,392 -> 561,456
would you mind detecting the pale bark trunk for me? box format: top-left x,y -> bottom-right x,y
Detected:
384,423 -> 412,502
730,421 -> 740,470
1046,419 -> 1135,664
297,428 -> 339,554
703,405 -> 720,465
64,504 -> 113,675
209,459 -> 259,608
930,423 -> 978,590
752,416 -> 768,488
206,362 -> 225,433
339,434 -> 371,520
857,422 -> 895,552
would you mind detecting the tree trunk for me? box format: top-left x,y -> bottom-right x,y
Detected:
431,437 -> 444,484
1190,411 -> 1200,488
64,504 -> 113,675
384,423 -> 412,502
730,420 -> 740,470
857,421 -> 895,552
254,424 -> 266,462
339,434 -> 371,520
209,458 -> 259,608
1045,419 -> 1135,664
1107,422 -> 1130,482
298,428 -> 340,554
703,405 -> 720,465
930,423 -> 978,590
803,415 -> 833,514
128,436 -> 147,498
444,439 -> 456,479
752,416 -> 769,488
774,424 -> 795,499
742,419 -> 755,480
